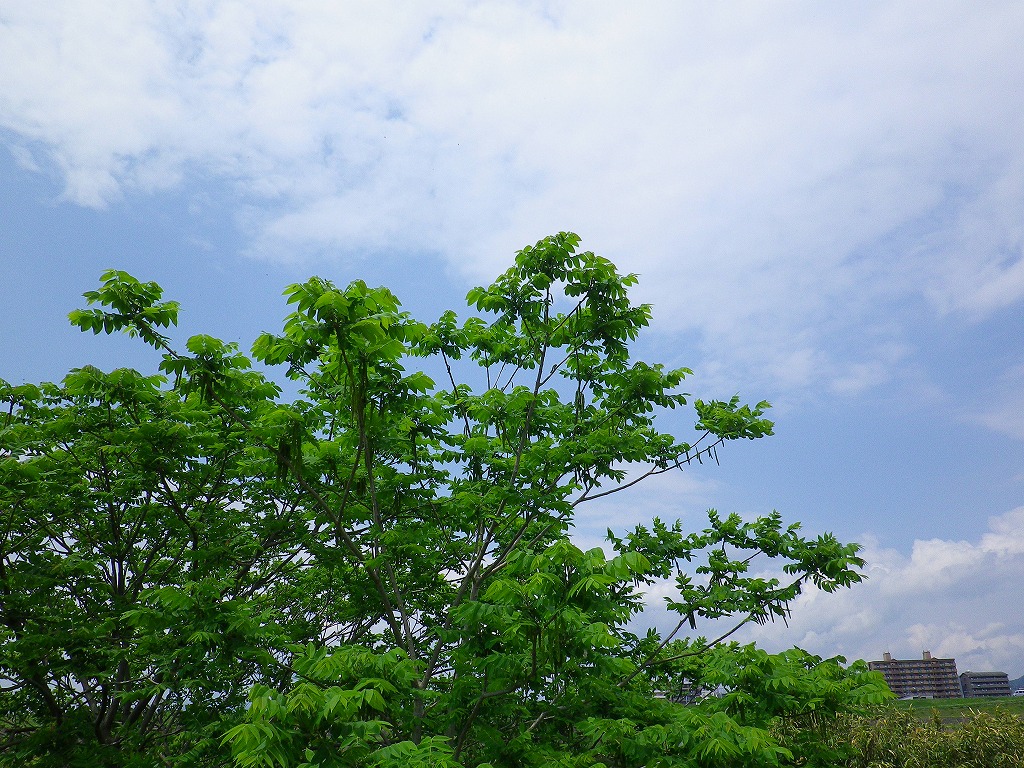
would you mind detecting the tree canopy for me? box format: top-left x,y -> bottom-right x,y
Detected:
0,233 -> 889,767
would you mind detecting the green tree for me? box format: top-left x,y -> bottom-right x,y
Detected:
0,234 -> 888,767
0,334 -> 307,765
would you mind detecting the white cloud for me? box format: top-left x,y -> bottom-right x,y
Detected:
980,507 -> 1024,556
2,2 -> 1024,395
973,365 -> 1024,441
725,506 -> 1024,676
6,143 -> 39,172
923,162 -> 1024,317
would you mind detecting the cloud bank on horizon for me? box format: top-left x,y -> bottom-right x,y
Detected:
738,506 -> 1024,676
4,1 -> 1024,399
585,471 -> 1024,676
3,2 -> 1024,673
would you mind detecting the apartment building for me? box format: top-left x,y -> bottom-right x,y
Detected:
867,651 -> 962,699
959,671 -> 1012,697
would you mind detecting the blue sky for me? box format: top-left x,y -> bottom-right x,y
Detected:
3,1 -> 1024,676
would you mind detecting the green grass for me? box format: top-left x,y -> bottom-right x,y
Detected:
894,695 -> 1024,723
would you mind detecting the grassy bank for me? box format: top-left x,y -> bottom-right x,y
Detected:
895,695 -> 1024,723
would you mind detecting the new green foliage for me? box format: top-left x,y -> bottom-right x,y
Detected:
0,234 -> 888,766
